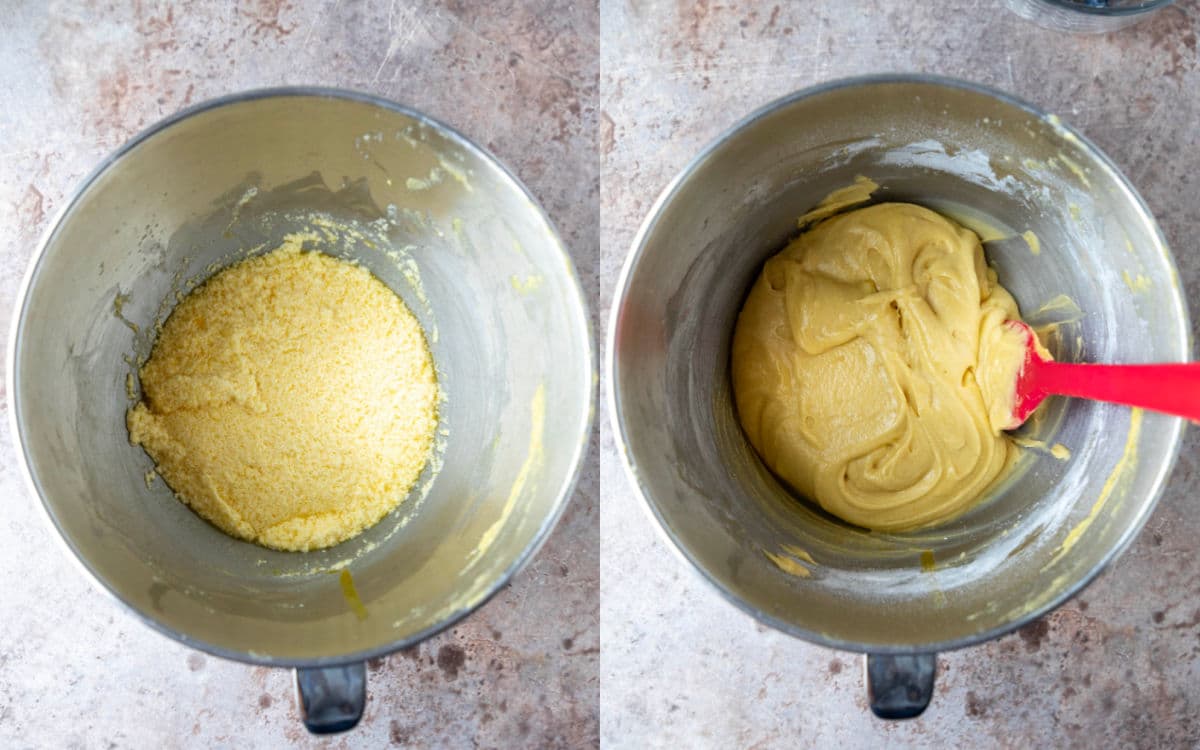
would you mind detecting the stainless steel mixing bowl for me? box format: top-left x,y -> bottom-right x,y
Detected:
607,75 -> 1189,718
8,89 -> 594,733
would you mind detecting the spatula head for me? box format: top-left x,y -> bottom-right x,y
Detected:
1008,320 -> 1050,429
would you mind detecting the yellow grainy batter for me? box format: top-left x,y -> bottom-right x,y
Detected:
127,236 -> 438,551
732,203 -> 1032,532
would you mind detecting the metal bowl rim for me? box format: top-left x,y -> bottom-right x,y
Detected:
1031,0 -> 1174,17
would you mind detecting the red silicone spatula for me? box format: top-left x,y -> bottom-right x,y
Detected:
1007,320 -> 1200,429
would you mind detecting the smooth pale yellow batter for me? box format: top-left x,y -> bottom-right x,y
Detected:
128,237 -> 438,551
732,203 -> 1033,532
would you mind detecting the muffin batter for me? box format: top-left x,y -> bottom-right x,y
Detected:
732,203 -> 1033,532
128,236 -> 438,551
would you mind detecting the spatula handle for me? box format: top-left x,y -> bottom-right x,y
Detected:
1035,361 -> 1200,422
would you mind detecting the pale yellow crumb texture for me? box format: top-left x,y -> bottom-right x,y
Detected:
127,236 -> 438,552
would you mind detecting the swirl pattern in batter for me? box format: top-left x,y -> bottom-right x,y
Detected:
732,202 -> 1032,532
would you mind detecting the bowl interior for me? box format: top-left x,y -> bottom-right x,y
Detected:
12,92 -> 593,663
611,78 -> 1188,650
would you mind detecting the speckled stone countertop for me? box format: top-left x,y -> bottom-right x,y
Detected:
0,1 -> 597,748
6,0 -> 1200,747
599,1 -> 1199,748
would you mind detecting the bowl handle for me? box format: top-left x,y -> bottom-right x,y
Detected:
864,653 -> 936,720
294,662 -> 366,733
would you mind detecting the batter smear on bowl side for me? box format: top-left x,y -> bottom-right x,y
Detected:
732,203 -> 1037,532
127,235 -> 438,551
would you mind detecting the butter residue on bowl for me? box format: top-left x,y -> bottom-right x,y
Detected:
127,234 -> 438,552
